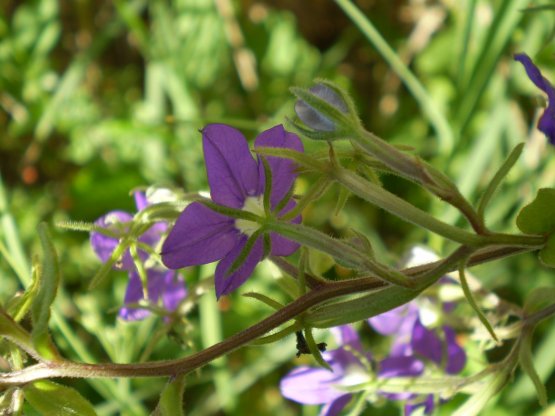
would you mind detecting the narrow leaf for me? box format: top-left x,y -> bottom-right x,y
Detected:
242,292 -> 284,310
31,224 -> 61,359
458,260 -> 498,342
516,188 -> 555,235
23,380 -> 97,416
0,309 -> 36,357
519,329 -> 548,407
151,375 -> 186,416
477,143 -> 524,218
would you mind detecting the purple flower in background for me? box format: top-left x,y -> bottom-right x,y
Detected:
91,192 -> 187,320
161,124 -> 303,298
368,289 -> 466,376
368,280 -> 466,415
514,53 -> 555,145
280,326 -> 425,416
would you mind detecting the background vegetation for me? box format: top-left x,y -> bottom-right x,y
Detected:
1,0 -> 555,414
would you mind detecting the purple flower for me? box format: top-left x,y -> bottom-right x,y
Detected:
295,83 -> 348,132
368,294 -> 466,376
514,53 -> 555,145
161,124 -> 303,298
280,326 -> 424,416
91,192 -> 187,320
368,281 -> 466,415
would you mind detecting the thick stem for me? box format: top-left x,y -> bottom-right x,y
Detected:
0,245 -> 540,387
334,167 -> 484,245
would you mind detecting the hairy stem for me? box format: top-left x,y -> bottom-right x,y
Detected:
0,244 -> 542,387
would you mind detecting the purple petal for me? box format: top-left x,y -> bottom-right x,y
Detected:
161,272 -> 187,312
515,53 -> 555,100
331,325 -> 362,350
538,107 -> 555,146
161,202 -> 239,269
444,326 -> 466,374
139,221 -> 167,248
324,348 -> 362,375
379,356 -> 424,378
411,320 -> 442,365
280,366 -> 345,405
119,271 -> 152,321
368,302 -> 419,336
214,236 -> 264,298
270,199 -> 302,256
378,356 -> 423,401
202,124 -> 260,208
134,192 -> 149,211
514,53 -> 555,145
295,84 -> 348,132
254,125 -> 304,207
405,395 -> 435,416
91,211 -> 134,271
319,394 -> 352,416
119,270 -> 187,321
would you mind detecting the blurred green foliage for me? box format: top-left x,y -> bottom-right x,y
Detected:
1,0 -> 555,415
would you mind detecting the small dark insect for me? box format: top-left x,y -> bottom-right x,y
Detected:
295,331 -> 327,357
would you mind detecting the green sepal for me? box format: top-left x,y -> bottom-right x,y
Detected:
539,233 -> 555,267
0,309 -> 36,358
242,292 -> 284,310
136,201 -> 185,223
151,375 -> 186,416
251,323 -> 301,345
227,229 -> 264,276
260,156 -> 273,217
303,327 -> 331,371
452,366 -> 512,416
130,244 -> 149,298
23,380 -> 97,416
88,238 -> 129,289
519,328 -> 547,407
477,143 -> 524,218
31,224 -> 61,360
345,229 -> 374,260
516,188 -> 555,235
334,187 -> 351,216
255,146 -> 327,173
314,79 -> 360,121
458,260 -> 498,342
307,248 -> 335,276
290,86 -> 354,133
0,388 -> 23,416
6,255 -> 41,322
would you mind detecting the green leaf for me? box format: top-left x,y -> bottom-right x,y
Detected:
305,284 -> 419,328
23,380 -> 97,416
519,329 -> 548,407
151,375 -> 186,416
516,188 -> 555,235
31,223 -> 61,360
6,255 -> 41,322
0,309 -> 36,356
452,367 -> 511,416
477,143 -> 524,218
539,233 -> 555,268
523,286 -> 555,316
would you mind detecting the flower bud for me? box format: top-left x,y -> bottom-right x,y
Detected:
295,83 -> 349,131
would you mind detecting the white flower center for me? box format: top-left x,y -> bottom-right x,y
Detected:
235,195 -> 265,236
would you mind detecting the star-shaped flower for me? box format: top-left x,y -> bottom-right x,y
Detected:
91,192 -> 187,320
280,326 -> 426,416
514,52 -> 555,145
161,124 -> 304,298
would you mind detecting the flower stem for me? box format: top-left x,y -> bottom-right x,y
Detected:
0,245 -> 540,387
